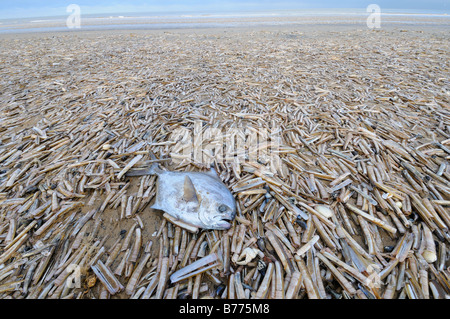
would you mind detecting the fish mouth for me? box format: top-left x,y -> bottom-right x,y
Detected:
216,217 -> 233,229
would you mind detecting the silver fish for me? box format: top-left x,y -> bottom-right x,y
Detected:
126,156 -> 236,230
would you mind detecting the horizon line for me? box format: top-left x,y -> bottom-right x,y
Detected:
1,7 -> 449,21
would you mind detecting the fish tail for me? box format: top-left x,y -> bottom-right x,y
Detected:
149,150 -> 158,161
125,150 -> 163,176
148,150 -> 164,174
125,167 -> 156,176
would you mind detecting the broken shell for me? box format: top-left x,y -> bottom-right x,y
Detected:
87,275 -> 97,288
314,205 -> 333,219
422,224 -> 438,263
235,247 -> 263,265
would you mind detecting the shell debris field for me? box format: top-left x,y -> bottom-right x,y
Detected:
0,26 -> 449,299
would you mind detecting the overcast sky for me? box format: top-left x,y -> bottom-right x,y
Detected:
1,0 -> 448,19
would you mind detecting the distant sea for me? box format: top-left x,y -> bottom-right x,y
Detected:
0,8 -> 449,34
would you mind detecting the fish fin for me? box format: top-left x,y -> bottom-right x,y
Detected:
125,150 -> 163,176
205,162 -> 221,180
209,163 -> 219,176
150,203 -> 162,210
183,176 -> 199,205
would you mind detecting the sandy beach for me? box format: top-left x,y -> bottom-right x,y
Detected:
0,18 -> 449,300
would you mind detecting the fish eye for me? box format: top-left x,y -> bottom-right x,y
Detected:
218,204 -> 227,213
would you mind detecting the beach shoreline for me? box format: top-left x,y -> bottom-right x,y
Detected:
0,11 -> 449,35
0,19 -> 449,41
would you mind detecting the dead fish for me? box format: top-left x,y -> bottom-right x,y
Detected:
126,154 -> 236,230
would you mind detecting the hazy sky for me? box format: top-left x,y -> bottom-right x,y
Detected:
1,0 -> 448,19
